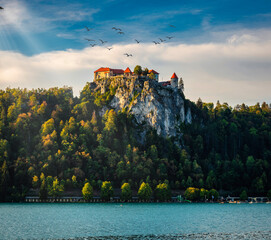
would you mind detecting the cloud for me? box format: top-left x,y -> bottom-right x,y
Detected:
1,29 -> 271,106
0,0 -> 99,32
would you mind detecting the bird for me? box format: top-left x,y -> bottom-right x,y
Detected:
118,31 -> 124,34
159,38 -> 166,42
107,47 -> 113,50
135,39 -> 140,43
169,24 -> 176,28
116,28 -> 122,31
0,6 -> 4,10
153,41 -> 160,45
99,39 -> 107,44
112,27 -> 117,30
90,44 -> 97,47
84,26 -> 93,31
124,53 -> 132,57
166,36 -> 173,39
128,54 -> 133,57
85,38 -> 95,41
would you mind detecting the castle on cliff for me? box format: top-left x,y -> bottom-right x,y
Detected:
94,67 -> 183,90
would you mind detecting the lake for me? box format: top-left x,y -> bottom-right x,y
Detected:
0,203 -> 271,239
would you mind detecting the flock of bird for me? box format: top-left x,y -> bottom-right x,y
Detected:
83,25 -> 175,57
0,6 -> 176,58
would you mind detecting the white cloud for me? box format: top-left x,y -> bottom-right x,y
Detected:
1,29 -> 271,106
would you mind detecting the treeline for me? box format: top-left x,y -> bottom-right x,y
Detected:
0,85 -> 271,201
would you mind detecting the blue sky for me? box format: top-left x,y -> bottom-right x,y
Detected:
1,0 -> 271,105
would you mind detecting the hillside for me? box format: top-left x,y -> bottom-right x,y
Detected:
0,78 -> 271,201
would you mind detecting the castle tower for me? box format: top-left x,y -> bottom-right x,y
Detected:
170,72 -> 178,88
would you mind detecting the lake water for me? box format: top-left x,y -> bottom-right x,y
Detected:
0,203 -> 271,239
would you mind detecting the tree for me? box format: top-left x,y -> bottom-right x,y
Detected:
32,175 -> 39,189
267,190 -> 271,200
138,182 -> 152,201
178,77 -> 184,91
184,187 -> 199,201
100,181 -> 113,201
72,175 -> 77,188
149,72 -> 155,80
48,177 -> 64,198
155,183 -> 171,201
142,68 -> 149,76
39,179 -> 48,199
121,182 -> 132,201
134,65 -> 142,76
199,188 -> 208,201
208,189 -> 219,201
240,190 -> 248,201
82,182 -> 93,201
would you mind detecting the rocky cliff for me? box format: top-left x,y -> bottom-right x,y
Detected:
89,76 -> 191,138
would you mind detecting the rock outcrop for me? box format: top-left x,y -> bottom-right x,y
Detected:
90,76 -> 191,137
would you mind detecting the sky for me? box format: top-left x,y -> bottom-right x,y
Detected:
0,0 -> 271,106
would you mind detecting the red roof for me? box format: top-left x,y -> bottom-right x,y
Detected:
94,67 -> 110,73
171,72 -> 178,79
94,67 -> 124,74
149,69 -> 159,74
112,69 -> 124,74
124,67 -> 132,73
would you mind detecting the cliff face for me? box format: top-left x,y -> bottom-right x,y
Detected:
90,76 -> 191,137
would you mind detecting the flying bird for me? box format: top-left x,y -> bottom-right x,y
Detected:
124,53 -> 132,57
169,25 -> 176,28
0,6 -> 4,10
112,27 -> 117,30
118,31 -> 124,34
159,38 -> 166,42
107,47 -> 113,50
90,44 -> 97,47
85,38 -> 95,41
166,36 -> 174,39
84,26 -> 93,31
135,39 -> 141,43
153,41 -> 160,45
99,39 -> 107,44
116,28 -> 122,31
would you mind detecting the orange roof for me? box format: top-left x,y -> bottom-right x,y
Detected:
94,67 -> 124,74
94,67 -> 110,73
149,69 -> 159,74
124,67 -> 132,73
171,72 -> 178,79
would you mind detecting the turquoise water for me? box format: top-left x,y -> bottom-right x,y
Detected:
0,203 -> 271,239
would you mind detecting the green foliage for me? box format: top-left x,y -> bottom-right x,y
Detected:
134,65 -> 142,76
149,72 -> 156,80
138,182 -> 152,201
82,182 -> 93,200
48,177 -> 64,198
184,187 -> 200,201
39,179 -> 48,199
240,190 -> 248,201
101,181 -> 114,201
0,85 -> 271,202
155,183 -> 171,201
208,189 -> 219,201
121,182 -> 132,201
142,68 -> 149,76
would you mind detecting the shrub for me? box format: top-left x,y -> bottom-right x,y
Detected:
101,181 -> 114,201
138,182 -> 152,201
82,182 -> 93,201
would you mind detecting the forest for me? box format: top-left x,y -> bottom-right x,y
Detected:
0,83 -> 271,201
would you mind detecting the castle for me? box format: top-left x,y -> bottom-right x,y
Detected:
93,67 -> 183,90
